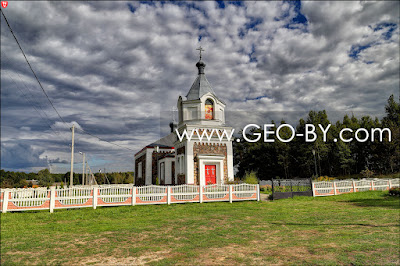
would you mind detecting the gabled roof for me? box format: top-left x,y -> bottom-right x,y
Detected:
151,132 -> 176,147
134,133 -> 176,157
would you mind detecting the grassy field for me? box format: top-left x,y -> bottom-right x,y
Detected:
1,191 -> 399,265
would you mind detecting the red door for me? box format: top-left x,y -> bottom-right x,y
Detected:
205,165 -> 216,185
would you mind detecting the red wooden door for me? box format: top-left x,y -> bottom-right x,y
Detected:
205,165 -> 216,185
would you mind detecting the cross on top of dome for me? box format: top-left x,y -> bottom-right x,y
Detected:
196,46 -> 205,61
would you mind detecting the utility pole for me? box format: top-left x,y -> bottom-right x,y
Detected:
70,124 -> 75,187
80,152 -> 85,185
85,163 -> 88,185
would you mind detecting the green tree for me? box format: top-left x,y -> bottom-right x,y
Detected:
37,168 -> 53,187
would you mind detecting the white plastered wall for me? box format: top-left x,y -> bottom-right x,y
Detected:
158,157 -> 174,185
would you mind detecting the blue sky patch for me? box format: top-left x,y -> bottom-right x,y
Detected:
216,1 -> 225,9
349,43 -> 373,59
245,17 -> 263,30
245,95 -> 269,101
139,1 -> 157,7
127,3 -> 136,13
283,0 -> 308,30
248,44 -> 257,63
373,22 -> 398,40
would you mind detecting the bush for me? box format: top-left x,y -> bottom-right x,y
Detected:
388,187 -> 400,197
316,176 -> 335,182
260,185 -> 272,193
226,179 -> 240,185
360,168 -> 374,179
243,171 -> 258,184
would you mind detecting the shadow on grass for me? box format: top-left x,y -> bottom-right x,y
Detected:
270,222 -> 399,228
343,196 -> 400,209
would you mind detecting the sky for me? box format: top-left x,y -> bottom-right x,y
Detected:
1,1 -> 399,173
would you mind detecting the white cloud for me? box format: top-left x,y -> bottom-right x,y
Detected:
1,1 -> 398,172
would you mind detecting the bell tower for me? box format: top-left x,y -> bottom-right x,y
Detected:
177,47 -> 226,127
174,47 -> 234,186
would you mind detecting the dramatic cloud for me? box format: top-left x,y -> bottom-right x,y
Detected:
1,1 -> 398,172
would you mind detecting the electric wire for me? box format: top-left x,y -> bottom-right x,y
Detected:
3,70 -> 67,140
1,10 -> 136,153
2,55 -> 67,140
1,9 -> 67,124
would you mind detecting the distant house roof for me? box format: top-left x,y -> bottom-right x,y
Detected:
151,132 -> 176,147
134,133 -> 176,156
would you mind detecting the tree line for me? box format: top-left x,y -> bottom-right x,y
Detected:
0,168 -> 134,188
234,95 -> 400,180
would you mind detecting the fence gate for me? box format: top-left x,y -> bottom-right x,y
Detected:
272,178 -> 313,200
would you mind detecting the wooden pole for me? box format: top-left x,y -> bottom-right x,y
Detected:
82,153 -> 85,185
70,124 -> 75,187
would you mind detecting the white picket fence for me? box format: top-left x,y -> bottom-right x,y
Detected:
313,178 -> 400,196
0,184 -> 260,213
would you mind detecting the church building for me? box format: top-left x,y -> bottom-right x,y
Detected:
134,48 -> 234,186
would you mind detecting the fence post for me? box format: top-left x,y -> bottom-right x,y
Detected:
2,189 -> 9,213
167,186 -> 171,205
371,180 -> 374,191
333,181 -> 337,195
229,185 -> 232,203
199,186 -> 203,203
256,184 -> 260,201
352,180 -> 356,193
290,180 -> 293,198
131,186 -> 136,206
93,186 -> 98,209
271,179 -> 274,201
388,180 -> 392,189
311,180 -> 315,197
50,186 -> 56,213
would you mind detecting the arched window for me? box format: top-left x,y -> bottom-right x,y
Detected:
205,99 -> 213,120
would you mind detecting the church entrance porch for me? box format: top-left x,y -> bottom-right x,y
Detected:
197,155 -> 225,187
205,165 -> 216,185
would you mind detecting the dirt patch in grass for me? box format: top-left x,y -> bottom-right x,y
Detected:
4,250 -> 45,264
77,250 -> 172,265
193,238 -> 339,265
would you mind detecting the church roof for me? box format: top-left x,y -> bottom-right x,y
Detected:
185,59 -> 219,101
186,73 -> 216,100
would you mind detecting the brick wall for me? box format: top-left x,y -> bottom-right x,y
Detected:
193,143 -> 228,185
177,174 -> 185,184
152,151 -> 175,185
171,161 -> 175,185
135,154 -> 146,186
177,146 -> 185,155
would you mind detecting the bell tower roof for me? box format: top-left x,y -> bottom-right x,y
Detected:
186,47 -> 217,101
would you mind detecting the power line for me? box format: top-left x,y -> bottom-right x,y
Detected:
75,128 -> 136,152
1,10 -> 136,153
1,9 -> 67,124
3,70 -> 67,140
2,55 -> 68,140
2,54 -> 54,118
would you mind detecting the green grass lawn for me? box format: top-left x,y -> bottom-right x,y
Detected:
1,191 -> 399,265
